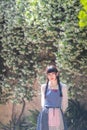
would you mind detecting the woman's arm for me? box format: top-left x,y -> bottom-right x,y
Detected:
41,84 -> 46,108
61,84 -> 68,113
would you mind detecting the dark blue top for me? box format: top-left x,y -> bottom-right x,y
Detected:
44,87 -> 62,108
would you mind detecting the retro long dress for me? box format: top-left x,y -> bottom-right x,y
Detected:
36,83 -> 68,130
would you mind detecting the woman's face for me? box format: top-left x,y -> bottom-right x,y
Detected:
47,72 -> 58,81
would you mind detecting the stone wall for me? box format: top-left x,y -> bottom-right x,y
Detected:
0,95 -> 41,124
0,79 -> 41,124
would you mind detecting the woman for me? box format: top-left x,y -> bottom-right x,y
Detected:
36,65 -> 68,130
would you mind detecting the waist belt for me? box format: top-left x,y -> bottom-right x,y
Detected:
45,106 -> 60,109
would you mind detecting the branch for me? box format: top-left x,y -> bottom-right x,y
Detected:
16,98 -> 26,125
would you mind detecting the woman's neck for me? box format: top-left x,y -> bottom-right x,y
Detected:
49,80 -> 58,89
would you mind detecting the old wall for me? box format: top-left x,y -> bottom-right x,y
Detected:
0,78 -> 41,124
0,97 -> 40,123
0,94 -> 41,124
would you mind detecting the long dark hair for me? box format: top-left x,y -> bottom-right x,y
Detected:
45,66 -> 62,98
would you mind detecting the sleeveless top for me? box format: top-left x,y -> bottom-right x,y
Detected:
44,87 -> 62,108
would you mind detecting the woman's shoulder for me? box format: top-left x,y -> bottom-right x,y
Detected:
60,82 -> 68,94
60,82 -> 68,91
41,83 -> 46,91
60,82 -> 67,88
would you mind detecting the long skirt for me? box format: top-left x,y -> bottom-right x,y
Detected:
36,107 -> 67,130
